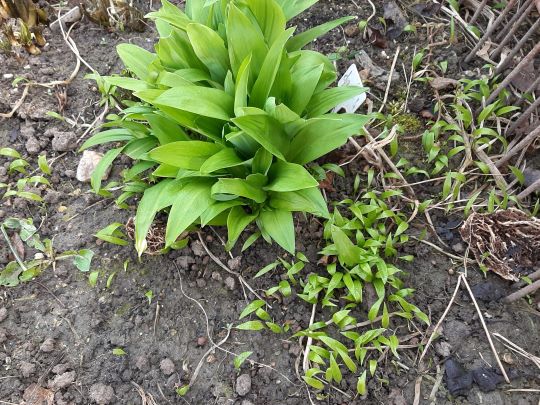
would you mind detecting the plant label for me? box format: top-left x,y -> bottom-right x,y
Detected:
333,64 -> 367,113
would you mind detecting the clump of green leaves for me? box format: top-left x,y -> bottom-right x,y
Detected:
0,217 -> 94,286
238,192 -> 428,395
82,0 -> 368,256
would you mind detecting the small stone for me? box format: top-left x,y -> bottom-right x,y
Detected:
288,344 -> 302,357
241,401 -> 255,405
176,256 -> 195,269
224,276 -> 235,290
57,206 -> 67,213
76,151 -> 110,183
49,371 -> 76,390
451,242 -> 464,254
236,374 -> 251,396
211,271 -> 222,282
89,383 -> 114,404
50,6 -> 81,30
206,354 -> 217,364
191,240 -> 206,257
40,338 -> 55,352
196,336 -> 207,347
160,358 -> 175,376
19,361 -> 36,378
43,190 -> 62,204
0,307 -> 7,322
3,73 -> 13,79
51,131 -> 77,152
344,23 -> 359,37
0,328 -> 7,343
435,341 -> 452,358
64,169 -> 76,178
227,257 -> 241,271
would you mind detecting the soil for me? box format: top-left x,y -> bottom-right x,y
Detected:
1,1 -> 539,405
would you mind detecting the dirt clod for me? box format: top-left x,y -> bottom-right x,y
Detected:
224,276 -> 236,290
76,150 -> 109,182
160,358 -> 175,375
39,338 -> 55,352
89,383 -> 115,404
236,374 -> 251,396
191,240 -> 206,257
0,307 -> 7,322
50,130 -> 77,152
19,360 -> 36,377
49,371 -> 76,390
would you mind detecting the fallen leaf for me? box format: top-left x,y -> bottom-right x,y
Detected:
319,172 -> 336,192
384,1 -> 409,40
430,77 -> 459,90
366,27 -> 388,48
10,232 -> 25,260
411,1 -> 443,17
420,110 -> 436,120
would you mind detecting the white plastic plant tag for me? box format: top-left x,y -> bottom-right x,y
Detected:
333,64 -> 367,113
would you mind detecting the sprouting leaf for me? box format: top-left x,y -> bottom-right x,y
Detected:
95,223 -> 129,246
88,270 -> 99,287
72,249 -> 94,272
106,272 -> 116,289
145,290 -> 154,304
254,261 -> 280,278
357,370 -> 367,395
236,320 -> 265,331
176,385 -> 189,396
112,347 -> 126,356
239,300 -> 266,319
0,148 -> 21,159
234,351 -> 253,369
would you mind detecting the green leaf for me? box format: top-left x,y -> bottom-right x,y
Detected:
258,209 -> 295,253
250,27 -> 294,108
234,351 -> 253,369
211,178 -> 267,203
73,249 -> 94,272
239,300 -> 266,319
112,347 -> 126,356
145,114 -> 190,145
176,385 -> 189,396
80,129 -> 134,151
88,270 -> 99,287
95,223 -> 129,246
509,165 -> 525,185
331,225 -> 360,267
269,188 -> 329,218
200,200 -> 243,226
0,261 -> 23,287
187,23 -> 229,82
200,148 -> 245,174
226,206 -> 257,250
287,16 -> 355,51
306,87 -> 368,117
234,55 -> 252,116
357,370 -> 367,395
246,0 -> 286,45
236,320 -> 265,331
148,86 -> 234,121
37,154 -> 51,175
232,114 -> 289,160
265,161 -> 318,192
254,261 -> 280,278
104,76 -> 152,92
0,147 -> 20,159
91,148 -> 122,193
135,180 -> 179,255
149,141 -> 223,170
117,44 -> 157,81
327,352 -> 343,383
166,179 -> 215,246
275,0 -> 318,21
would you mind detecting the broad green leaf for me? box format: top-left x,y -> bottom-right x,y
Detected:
145,0 -> 190,30
95,222 -> 129,246
0,261 -> 23,287
287,16 -> 355,51
306,86 -> 368,117
149,86 -> 234,121
104,76 -> 153,92
331,225 -> 360,267
117,44 -> 157,81
211,178 -> 267,203
246,0 -> 286,44
234,55 -> 252,116
200,148 -> 245,174
0,147 -> 20,158
289,63 -> 324,115
288,114 -> 368,164
165,179 -> 215,246
149,141 -> 223,170
274,0 -> 318,21
252,147 -> 273,175
145,114 -> 190,145
232,114 -> 289,160
72,249 -> 94,272
258,209 -> 295,253
135,179 -> 179,255
226,206 -> 257,249
200,200 -> 243,226
37,154 -> 51,175
269,188 -> 329,218
187,23 -> 229,82
265,161 -> 318,192
250,27 -> 295,108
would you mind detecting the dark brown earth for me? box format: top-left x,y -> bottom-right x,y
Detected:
0,1 -> 539,404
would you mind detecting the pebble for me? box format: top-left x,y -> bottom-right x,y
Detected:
224,276 -> 236,290
435,341 -> 452,358
452,242 -> 464,253
0,328 -> 6,344
196,278 -> 207,288
241,401 -> 255,405
40,338 -> 55,353
89,383 -> 114,404
235,374 -> 251,396
196,336 -> 208,347
52,363 -> 70,375
76,151 -> 110,183
49,371 -> 76,390
19,361 -> 36,378
191,240 -> 206,257
211,271 -> 222,282
175,256 -> 195,269
227,257 -> 241,271
160,358 -> 175,376
0,307 -> 7,323
134,355 -> 149,371
25,136 -> 41,154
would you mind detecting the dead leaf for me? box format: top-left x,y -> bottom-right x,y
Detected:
420,110 -> 436,120
510,58 -> 537,92
430,77 -> 459,90
23,384 -> 54,405
319,172 -> 336,192
411,1 -> 443,16
366,27 -> 388,49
